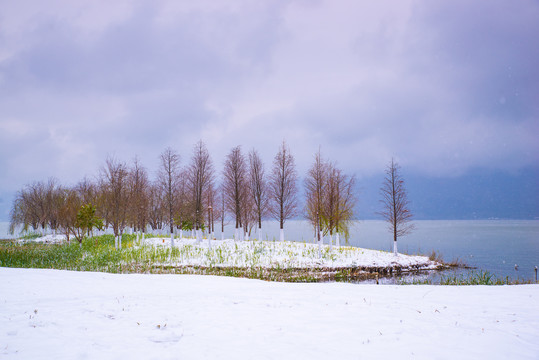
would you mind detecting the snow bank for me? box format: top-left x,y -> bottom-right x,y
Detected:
1,268 -> 538,359
142,237 -> 438,270
17,234 -> 67,244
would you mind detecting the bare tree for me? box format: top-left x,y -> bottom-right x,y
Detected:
9,190 -> 26,235
323,163 -> 357,248
333,168 -> 357,247
240,189 -> 255,240
75,177 -> 97,208
157,147 -> 181,245
174,170 -> 189,238
9,185 -> 38,234
268,141 -> 298,241
100,157 -> 130,249
304,149 -> 328,250
216,184 -> 228,240
9,179 -> 59,235
323,163 -> 339,249
248,149 -> 268,241
27,181 -> 47,232
128,157 -> 150,241
57,186 -> 81,243
378,158 -> 414,255
148,180 -> 165,231
222,146 -> 248,240
95,180 -> 110,231
204,181 -> 218,240
186,140 -> 215,242
43,178 -> 63,234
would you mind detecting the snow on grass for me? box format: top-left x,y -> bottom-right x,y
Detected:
1,267 -> 538,359
141,236 -> 438,270
17,234 -> 67,244
5,234 -> 439,280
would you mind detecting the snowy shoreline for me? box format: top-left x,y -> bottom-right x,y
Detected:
1,267 -> 538,359
7,234 -> 445,281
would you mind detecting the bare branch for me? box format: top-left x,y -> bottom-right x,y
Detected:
157,147 -> 181,234
378,158 -> 415,250
268,140 -> 298,229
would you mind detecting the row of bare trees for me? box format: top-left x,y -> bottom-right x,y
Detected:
222,142 -> 299,241
9,140 -> 369,248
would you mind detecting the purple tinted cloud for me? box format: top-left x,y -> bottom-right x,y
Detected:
0,0 -> 537,197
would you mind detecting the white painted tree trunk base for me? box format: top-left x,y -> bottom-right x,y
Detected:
234,228 -> 239,241
329,234 -> 333,251
336,232 -> 340,247
280,229 -> 284,242
258,228 -> 262,241
394,240 -> 398,256
171,232 -> 175,247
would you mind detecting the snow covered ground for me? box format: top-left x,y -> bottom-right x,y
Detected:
17,234 -> 66,244
141,236 -> 438,269
15,234 -> 439,271
1,268 -> 538,359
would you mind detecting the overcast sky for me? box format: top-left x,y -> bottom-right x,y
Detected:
1,0 -> 538,220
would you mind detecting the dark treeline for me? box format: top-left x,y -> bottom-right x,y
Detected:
10,140 -> 413,249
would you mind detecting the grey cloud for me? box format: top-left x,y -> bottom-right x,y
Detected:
0,0 -> 538,197
410,1 -> 539,118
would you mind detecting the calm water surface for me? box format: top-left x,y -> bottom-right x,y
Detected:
2,220 -> 538,282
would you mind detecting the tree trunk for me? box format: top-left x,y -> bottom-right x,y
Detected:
280,228 -> 284,242
336,232 -> 340,247
318,231 -> 322,258
393,223 -> 397,255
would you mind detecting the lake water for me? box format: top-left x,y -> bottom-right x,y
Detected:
2,220 -> 538,282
